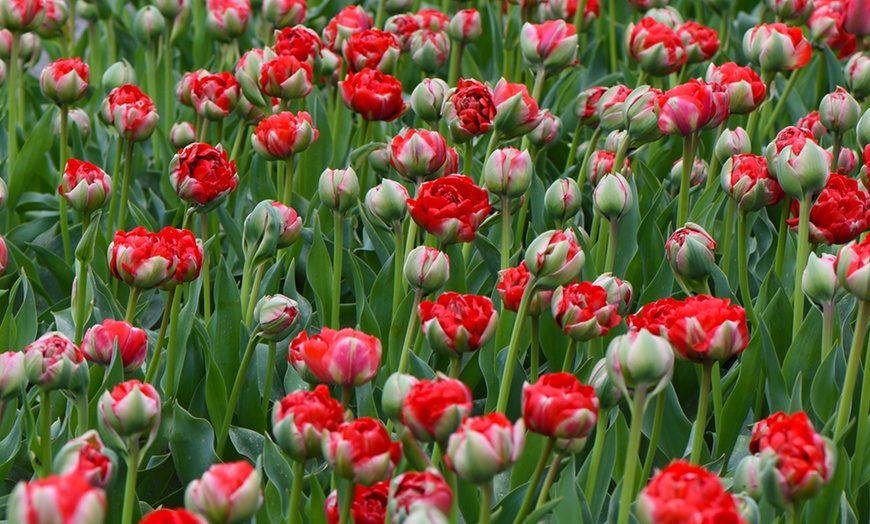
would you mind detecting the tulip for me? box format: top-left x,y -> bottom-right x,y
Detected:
589,358 -> 622,409
53,430 -> 116,488
103,61 -> 137,92
419,292 -> 498,355
574,85 -> 608,127
259,54 -> 313,100
157,227 -> 204,290
523,373 -> 599,439
153,0 -> 186,18
98,379 -> 161,447
623,86 -> 664,144
410,78 -> 448,123
108,227 -> 178,290
81,319 -> 148,372
344,28 -> 400,74
497,262 -> 555,316
24,332 -> 88,391
597,85 -> 632,131
786,173 -> 870,245
637,461 -> 744,523
322,5 -> 372,52
0,351 -> 26,400
0,0 -> 46,31
323,417 -> 402,486
765,125 -> 816,167
742,23 -> 812,73
844,0 -> 870,35
819,87 -> 861,134
605,329 -> 674,396
593,173 -> 633,221
666,157 -> 708,191
483,147 -> 533,199
291,328 -> 382,387
368,146 -> 391,175
325,482 -> 389,524
40,57 -> 89,105
803,252 -> 843,309
666,223 -> 717,285
656,79 -> 714,136
133,6 -> 165,44
442,78 -> 496,142
409,29 -> 450,73
415,8 -> 449,30
235,49 -> 266,108
444,413 -> 525,484
552,282 -> 622,342
846,53 -> 870,99
714,127 -> 751,164
191,71 -> 240,121
272,385 -> 343,462
524,229 -> 585,289
389,128 -> 449,180
836,234 -> 870,301
318,167 -> 360,214
59,159 -> 112,214
447,9 -> 482,43
705,62 -> 766,115
390,471 -> 454,519
8,475 -> 106,524
261,0 -> 305,28
520,20 -> 577,72
529,110 -> 563,149
169,143 -> 238,211
544,178 -> 582,224
271,202 -> 303,248
251,111 -> 319,160
404,246 -> 450,293
407,174 -> 492,245
626,18 -> 687,76
773,138 -> 831,200
382,373 -> 420,421
272,25 -> 322,63
205,0 -> 251,42
798,110 -> 827,141
492,78 -> 544,139
142,509 -> 208,524
340,68 -> 407,122
676,21 -> 719,63
101,84 -> 160,142
243,200 -> 284,267
253,294 -> 299,341
185,461 -> 263,523
170,122 -> 197,149
365,179 -> 409,227
384,13 -> 421,51
401,374 -> 472,442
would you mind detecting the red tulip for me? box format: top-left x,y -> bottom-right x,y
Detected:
259,54 -> 313,100
272,25 -> 322,63
40,57 -> 89,105
409,29 -> 451,73
271,202 -> 303,247
389,128 -> 449,180
0,0 -> 46,31
750,412 -> 834,501
766,125 -> 816,166
325,481 -> 389,524
101,84 -> 159,141
676,22 -> 719,64
322,5 -> 373,51
272,384 -> 344,462
552,282 -> 622,341
844,0 -> 870,35
344,28 -> 400,73
809,0 -> 857,59
797,110 -> 827,141
415,8 -> 449,31
407,174 -> 492,245
261,0 -> 305,29
59,159 -> 112,214
787,173 -> 870,245
169,142 -> 238,210
742,23 -> 812,73
23,332 -> 87,391
524,229 -> 585,289
384,13 -> 421,51
340,68 -> 406,122
54,430 -> 115,488
596,84 -> 632,130
184,461 -> 263,523
447,8 -> 483,43
157,227 -> 204,289
444,413 -> 525,484
523,372 -> 599,439
191,71 -> 240,120
492,78 -> 544,138
705,62 -> 766,115
656,79 -> 714,136
176,70 -> 207,107
627,18 -> 687,76
141,509 -> 208,524
205,0 -> 251,41
323,418 -> 402,486
637,461 -> 745,524
720,153 -> 784,212
497,261 -> 555,316
251,111 -> 319,160
8,475 -> 106,523
587,150 -> 631,186
290,328 -> 382,387
401,374 -> 473,442
419,292 -> 498,355
81,319 -> 148,372
391,471 -> 454,517
442,78 -> 496,142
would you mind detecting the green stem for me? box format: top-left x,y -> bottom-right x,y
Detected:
283,156 -> 295,205
822,303 -> 835,362
584,409 -> 608,498
391,223 -> 405,323
397,290 -> 424,374
449,356 -> 462,379
108,138 -> 124,234
59,106 -> 72,265
230,122 -> 247,161
217,331 -> 261,456
761,70 -> 801,140
75,393 -> 88,437
641,395 -> 665,483
531,67 -> 547,102
721,199 -> 736,277
832,133 -> 842,172
144,287 -> 176,384
711,362 -> 724,460
607,0 -> 618,73
73,261 -> 90,345
774,196 -> 791,278
617,386 -> 648,524
530,316 -> 540,383
239,250 -> 255,323
677,134 -> 697,227
439,441 -> 459,524
706,120 -> 728,191
120,439 -> 140,524
288,460 -> 304,524
496,281 -> 536,413
738,211 -> 759,325
331,211 -> 344,328
39,391 -> 52,477
6,32 -> 19,181
690,362 -> 712,464
464,140 -> 474,179
117,140 -> 135,231
595,217 -> 609,272
163,18 -> 175,139
484,132 -> 501,166
164,284 -> 185,399
605,219 -> 618,274
448,42 -> 464,88
537,452 -> 564,507
480,481 -> 494,524
501,198 -> 512,270
562,339 -> 577,373
262,342 -> 276,416
575,127 -> 601,190
125,287 -> 142,325
851,313 -> 870,493
513,437 -> 556,524
565,120 -> 583,176
201,214 -> 212,325
341,386 -> 353,413
215,118 -> 224,147
792,193 -> 812,340
835,301 -> 870,442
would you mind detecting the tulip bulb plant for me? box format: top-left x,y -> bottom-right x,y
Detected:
7,0 -> 870,522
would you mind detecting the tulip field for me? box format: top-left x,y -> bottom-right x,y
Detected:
4,0 -> 870,521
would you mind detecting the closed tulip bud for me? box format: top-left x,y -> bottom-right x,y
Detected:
410,29 -> 450,73
98,380 -> 161,449
484,147 -> 533,199
59,159 -> 112,214
24,332 -> 88,392
597,84 -> 631,131
254,294 -> 299,341
368,146 -> 391,175
666,223 -> 717,283
624,85 -> 664,143
185,462 -> 263,523
773,139 -> 831,200
0,234 -> 7,274
251,111 -> 319,160
272,385 -> 343,462
819,87 -> 861,134
715,126 -> 751,164
525,229 -> 586,289
243,200 -> 284,266
444,413 -> 525,484
803,252 -> 843,310
270,202 -> 303,248
419,292 -> 498,355
626,18 -> 687,76
836,236 -> 870,301
261,0 -> 305,28
859,110 -> 870,150
447,8 -> 482,43
18,31 -> 41,63
589,358 -> 622,409
402,374 -> 473,443
365,179 -> 409,227
606,330 -> 674,395
134,6 -> 165,44
604,129 -> 629,153
35,0 -> 65,38
153,0 -> 186,19
205,0 -> 251,42
404,246 -> 450,293
81,319 -> 148,372
411,78 -> 448,123
720,154 -> 784,212
318,167 -> 359,213
382,372 -> 419,421
102,61 -> 136,92
521,20 -> 577,72
234,48 -> 265,107
593,173 -> 633,221
593,272 -> 633,315
544,178 -> 582,223
0,351 -> 27,400
523,372 -> 599,439
574,86 -> 608,126
733,453 -> 767,501
666,157 -> 707,191
259,54 -> 313,100
0,0 -> 46,31
742,23 -> 812,73
53,430 -> 116,488
389,128 -> 449,180
8,475 -> 106,524
101,84 -> 160,142
734,494 -> 761,524
493,78 -> 544,138
40,57 -> 89,105
170,121 -> 196,149
53,107 -> 90,143
846,53 -> 870,100
529,110 -> 562,149
552,282 -> 622,341
323,418 -> 402,486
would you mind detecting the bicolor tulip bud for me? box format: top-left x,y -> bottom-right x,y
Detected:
0,0 -> 46,31
836,236 -> 870,301
323,418 -> 402,486
594,173 -> 633,221
133,6 -> 165,44
492,78 -> 544,139
272,385 -> 343,462
271,202 -> 303,248
803,252 -> 843,309
714,126 -> 751,164
520,20 -> 577,72
185,462 -> 263,523
447,9 -> 482,43
626,18 -> 687,76
98,380 -> 161,449
53,430 -> 116,488
59,159 -> 112,214
410,29 -> 450,73
846,53 -> 870,100
624,85 -> 663,143
404,246 -> 450,294
593,272 -> 634,316
529,110 -> 562,149
666,223 -> 717,284
243,200 -> 284,266
389,128 -> 449,180
544,178 -> 582,223
444,413 -> 524,484
484,147 -> 533,199
382,372 -> 420,421
253,294 -> 299,340
24,332 -> 88,392
262,0 -> 305,28
40,57 -> 89,105
597,84 -> 631,131
0,351 -> 26,400
589,358 -> 622,409
574,86 -> 608,127
667,158 -> 708,191
365,179 -> 409,227
525,229 -> 586,289
102,61 -> 136,92
819,87 -> 861,134
411,78 -> 448,123
8,475 -> 106,524
605,329 -> 674,396
81,319 -> 148,373
401,374 -> 473,443
742,23 -> 812,73
318,167 -> 359,213
234,48 -> 265,107
170,121 -> 196,149
773,138 -> 831,200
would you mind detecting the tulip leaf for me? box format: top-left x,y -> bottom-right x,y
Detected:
811,345 -> 839,424
307,213 -> 333,328
718,332 -> 763,463
8,109 -> 55,209
209,259 -> 242,388
229,427 -> 266,465
168,402 -> 218,485
0,406 -> 22,481
262,435 -> 295,514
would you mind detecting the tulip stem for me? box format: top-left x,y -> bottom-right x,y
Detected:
6,32 -> 19,183
641,394 -> 665,482
164,284 -> 185,399
677,134 -> 697,227
501,197 -> 512,270
537,451 -> 564,507
331,211 -> 344,329
283,157 -> 295,206
120,439 -> 140,524
288,459 -> 304,524
496,279 -> 536,413
262,341 -> 276,416
108,138 -> 124,235
584,409 -> 609,499
240,248 -> 256,324
125,287 -> 142,325
737,211 -> 758,326
449,356 -> 462,378
605,219 -> 619,274
75,394 -> 88,438
464,140 -> 474,179
397,290 -> 424,374
792,193 -> 812,340
851,313 -> 870,494
690,362 -> 713,464
163,18 -> 175,139
480,480 -> 494,524
822,303 -> 835,363
720,199 -> 735,278
438,441 -> 460,524
530,316 -> 541,383
514,437 -> 555,524
59,106 -> 73,265
448,42 -> 464,88
73,262 -> 90,345
832,133 -> 843,171
774,196 -> 791,278
617,385 -> 648,524
144,287 -> 176,385
39,391 -> 52,477
834,300 -> 870,442
117,140 -> 135,231
761,70 -> 801,140
710,362 -> 724,462
201,213 -> 212,325
341,386 -> 353,413
574,127 -> 602,190
562,339 -> 577,373
705,120 -> 728,191
230,123 -> 247,161
217,331 -> 261,456
391,223 -> 405,323
485,132 -> 501,165
607,0 -> 618,73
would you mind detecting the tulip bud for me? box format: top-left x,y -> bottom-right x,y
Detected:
544,178 -> 582,224
8,475 -> 106,524
733,454 -> 767,501
402,374 -> 473,443
0,0 -> 46,31
666,157 -> 708,191
270,201 -> 303,248
859,110 -> 870,150
53,430 -> 116,488
623,85 -> 663,143
318,167 -> 359,213
0,60 -> 5,87
382,372 -> 419,422
525,229 -> 586,289
773,139 -> 831,200
0,177 -> 6,211
803,253 -> 842,310
605,329 -> 674,396
604,130 -> 629,153
410,29 -> 450,73
846,53 -> 870,100
593,272 -> 633,316
836,237 -> 870,301
170,121 -> 196,149
589,358 -> 622,409
411,78 -> 448,124
492,78 -> 544,139
234,48 -> 265,107
574,86 -> 608,127
81,319 -> 148,373
447,9 -> 482,43
593,173 -> 633,221
134,6 -> 165,44
626,18 -> 687,76
272,385 -> 343,462
243,200 -> 284,266
404,506 -> 450,524
819,87 -> 861,134
715,126 -> 751,164
35,0 -> 67,38
102,61 -> 136,92
185,462 -> 263,523
484,147 -> 533,199
389,128 -> 449,180
253,294 -> 299,341
734,494 -> 761,524
0,351 -> 27,400
404,246 -> 450,293
598,85 -> 631,131
98,380 -> 161,450
743,23 -> 812,73
0,234 -> 7,275
365,179 -> 409,227
666,223 -> 717,283
527,112 -> 560,151
323,417 -> 402,486
262,0 -> 305,28
59,159 -> 112,215
520,20 -> 578,72
368,146 -> 391,175
40,57 -> 89,106
444,413 -> 525,484
24,332 -> 88,392
153,0 -> 186,19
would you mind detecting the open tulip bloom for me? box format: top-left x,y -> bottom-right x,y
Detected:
9,0 -> 870,522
